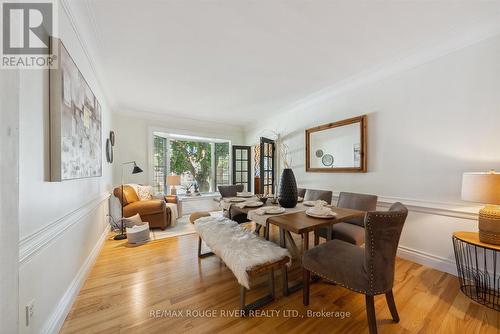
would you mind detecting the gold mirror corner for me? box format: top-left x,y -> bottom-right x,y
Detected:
305,115 -> 367,173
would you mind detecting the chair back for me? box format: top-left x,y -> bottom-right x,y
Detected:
363,202 -> 408,295
113,185 -> 140,206
218,185 -> 244,198
337,192 -> 378,226
297,188 -> 307,198
304,189 -> 333,204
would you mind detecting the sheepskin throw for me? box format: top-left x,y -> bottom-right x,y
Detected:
194,216 -> 291,289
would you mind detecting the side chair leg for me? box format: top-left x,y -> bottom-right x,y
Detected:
255,224 -> 262,235
314,232 -> 319,246
365,295 -> 378,334
303,268 -> 310,306
385,290 -> 400,323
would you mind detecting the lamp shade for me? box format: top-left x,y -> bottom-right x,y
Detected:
132,164 -> 143,174
167,175 -> 181,185
461,172 -> 500,205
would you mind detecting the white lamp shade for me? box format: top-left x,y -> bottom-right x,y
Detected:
167,175 -> 181,186
461,172 -> 500,205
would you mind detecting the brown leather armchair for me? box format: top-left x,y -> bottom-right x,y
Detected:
114,185 -> 171,230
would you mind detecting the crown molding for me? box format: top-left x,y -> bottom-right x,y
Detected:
59,0 -> 115,110
245,27 -> 500,133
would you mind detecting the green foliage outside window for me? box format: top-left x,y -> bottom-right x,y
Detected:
170,140 -> 212,192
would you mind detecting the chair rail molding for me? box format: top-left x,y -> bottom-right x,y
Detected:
331,192 -> 480,221
19,193 -> 110,266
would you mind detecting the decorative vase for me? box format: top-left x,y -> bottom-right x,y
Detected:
278,168 -> 298,208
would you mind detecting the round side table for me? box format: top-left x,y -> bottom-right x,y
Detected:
452,231 -> 500,311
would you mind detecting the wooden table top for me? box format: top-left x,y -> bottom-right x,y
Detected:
453,231 -> 500,251
267,206 -> 366,234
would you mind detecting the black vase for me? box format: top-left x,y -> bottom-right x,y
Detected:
278,168 -> 298,208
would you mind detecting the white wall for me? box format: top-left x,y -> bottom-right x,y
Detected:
1,69 -> 20,334
17,2 -> 113,333
112,110 -> 245,187
245,34 -> 500,275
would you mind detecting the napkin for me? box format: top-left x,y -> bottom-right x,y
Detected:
308,203 -> 334,216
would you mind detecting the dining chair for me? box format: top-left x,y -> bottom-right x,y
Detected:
218,185 -> 244,198
314,192 -> 378,246
303,202 -> 408,334
303,189 -> 333,204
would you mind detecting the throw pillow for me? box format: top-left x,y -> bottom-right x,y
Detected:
136,185 -> 154,201
123,213 -> 144,228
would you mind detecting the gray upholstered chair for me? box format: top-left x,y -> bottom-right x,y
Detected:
303,189 -> 333,204
218,184 -> 244,198
303,202 -> 408,334
314,192 -> 378,246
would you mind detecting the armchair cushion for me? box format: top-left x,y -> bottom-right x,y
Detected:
113,185 -> 140,206
302,239 -> 369,294
124,199 -> 165,217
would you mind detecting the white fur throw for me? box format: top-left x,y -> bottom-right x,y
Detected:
194,216 -> 291,289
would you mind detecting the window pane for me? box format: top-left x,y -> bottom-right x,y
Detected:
242,173 -> 248,182
241,150 -> 248,160
241,162 -> 247,171
236,172 -> 242,183
236,149 -> 241,160
169,139 -> 212,193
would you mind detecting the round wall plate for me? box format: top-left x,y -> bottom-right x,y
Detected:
322,154 -> 334,167
315,149 -> 324,158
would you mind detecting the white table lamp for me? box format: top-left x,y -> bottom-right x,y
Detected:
167,175 -> 181,195
462,171 -> 500,244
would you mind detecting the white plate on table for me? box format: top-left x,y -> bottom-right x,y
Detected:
236,192 -> 253,198
265,207 -> 286,215
229,198 -> 246,203
306,209 -> 337,219
245,201 -> 263,208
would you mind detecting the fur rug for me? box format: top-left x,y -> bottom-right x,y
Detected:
194,216 -> 291,289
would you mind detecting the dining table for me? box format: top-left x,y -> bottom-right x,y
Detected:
222,197 -> 367,294
266,206 -> 365,294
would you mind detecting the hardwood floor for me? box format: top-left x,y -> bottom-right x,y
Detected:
60,226 -> 499,334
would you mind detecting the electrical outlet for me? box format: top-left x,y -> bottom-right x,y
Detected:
25,300 -> 35,327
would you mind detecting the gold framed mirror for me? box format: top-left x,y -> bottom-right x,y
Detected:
305,115 -> 367,173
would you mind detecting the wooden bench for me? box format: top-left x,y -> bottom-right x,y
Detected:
194,216 -> 291,314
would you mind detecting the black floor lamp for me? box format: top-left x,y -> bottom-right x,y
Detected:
114,161 -> 143,240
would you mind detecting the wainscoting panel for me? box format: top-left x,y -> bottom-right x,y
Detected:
19,194 -> 110,334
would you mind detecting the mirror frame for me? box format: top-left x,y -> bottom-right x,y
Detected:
305,115 -> 367,173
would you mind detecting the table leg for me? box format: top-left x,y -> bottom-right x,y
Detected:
326,225 -> 333,241
279,228 -> 286,248
265,222 -> 270,240
303,232 -> 309,253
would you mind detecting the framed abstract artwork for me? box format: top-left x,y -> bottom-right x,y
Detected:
49,38 -> 102,181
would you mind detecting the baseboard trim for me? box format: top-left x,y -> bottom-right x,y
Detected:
19,193 -> 110,266
397,245 -> 457,276
41,224 -> 110,334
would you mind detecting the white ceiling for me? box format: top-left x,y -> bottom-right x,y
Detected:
69,0 -> 500,128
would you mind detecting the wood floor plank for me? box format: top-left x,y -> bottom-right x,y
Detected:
60,232 -> 500,334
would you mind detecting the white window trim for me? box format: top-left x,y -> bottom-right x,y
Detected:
148,126 -> 232,194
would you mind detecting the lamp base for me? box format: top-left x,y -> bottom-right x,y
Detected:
114,233 -> 127,240
479,205 -> 500,245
